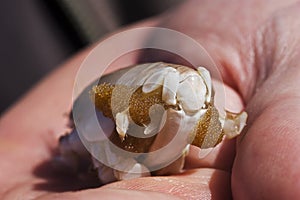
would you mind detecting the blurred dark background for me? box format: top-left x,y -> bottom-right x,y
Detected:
0,0 -> 183,114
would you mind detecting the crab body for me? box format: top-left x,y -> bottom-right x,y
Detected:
58,62 -> 247,184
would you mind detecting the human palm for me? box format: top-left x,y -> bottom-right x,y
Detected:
1,0 -> 300,199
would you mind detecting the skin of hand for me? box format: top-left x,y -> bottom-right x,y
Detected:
1,0 -> 300,199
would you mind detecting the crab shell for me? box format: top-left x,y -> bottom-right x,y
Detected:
58,62 -> 247,184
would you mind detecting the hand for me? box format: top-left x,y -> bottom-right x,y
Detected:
1,0 -> 300,199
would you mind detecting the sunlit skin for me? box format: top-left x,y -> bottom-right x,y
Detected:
1,0 -> 300,199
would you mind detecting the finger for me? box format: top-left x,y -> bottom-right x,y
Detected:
36,188 -> 182,200
22,169 -> 230,200
3,177 -> 182,200
233,100 -> 300,199
232,4 -> 300,199
185,138 -> 236,172
103,168 -> 231,200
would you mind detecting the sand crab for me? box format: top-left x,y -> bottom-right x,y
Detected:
58,62 -> 247,184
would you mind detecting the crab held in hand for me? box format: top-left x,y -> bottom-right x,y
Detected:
58,62 -> 247,184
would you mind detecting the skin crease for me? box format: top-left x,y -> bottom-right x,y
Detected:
0,0 -> 300,199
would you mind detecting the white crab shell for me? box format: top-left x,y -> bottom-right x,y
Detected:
58,62 -> 247,184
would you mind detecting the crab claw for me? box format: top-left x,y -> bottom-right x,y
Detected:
144,104 -> 166,136
197,67 -> 212,104
142,65 -> 179,106
223,111 -> 248,138
176,66 -> 208,114
115,111 -> 130,140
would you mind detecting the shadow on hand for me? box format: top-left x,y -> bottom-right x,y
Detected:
32,151 -> 101,192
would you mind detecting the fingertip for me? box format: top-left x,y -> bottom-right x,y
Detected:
185,138 -> 236,172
